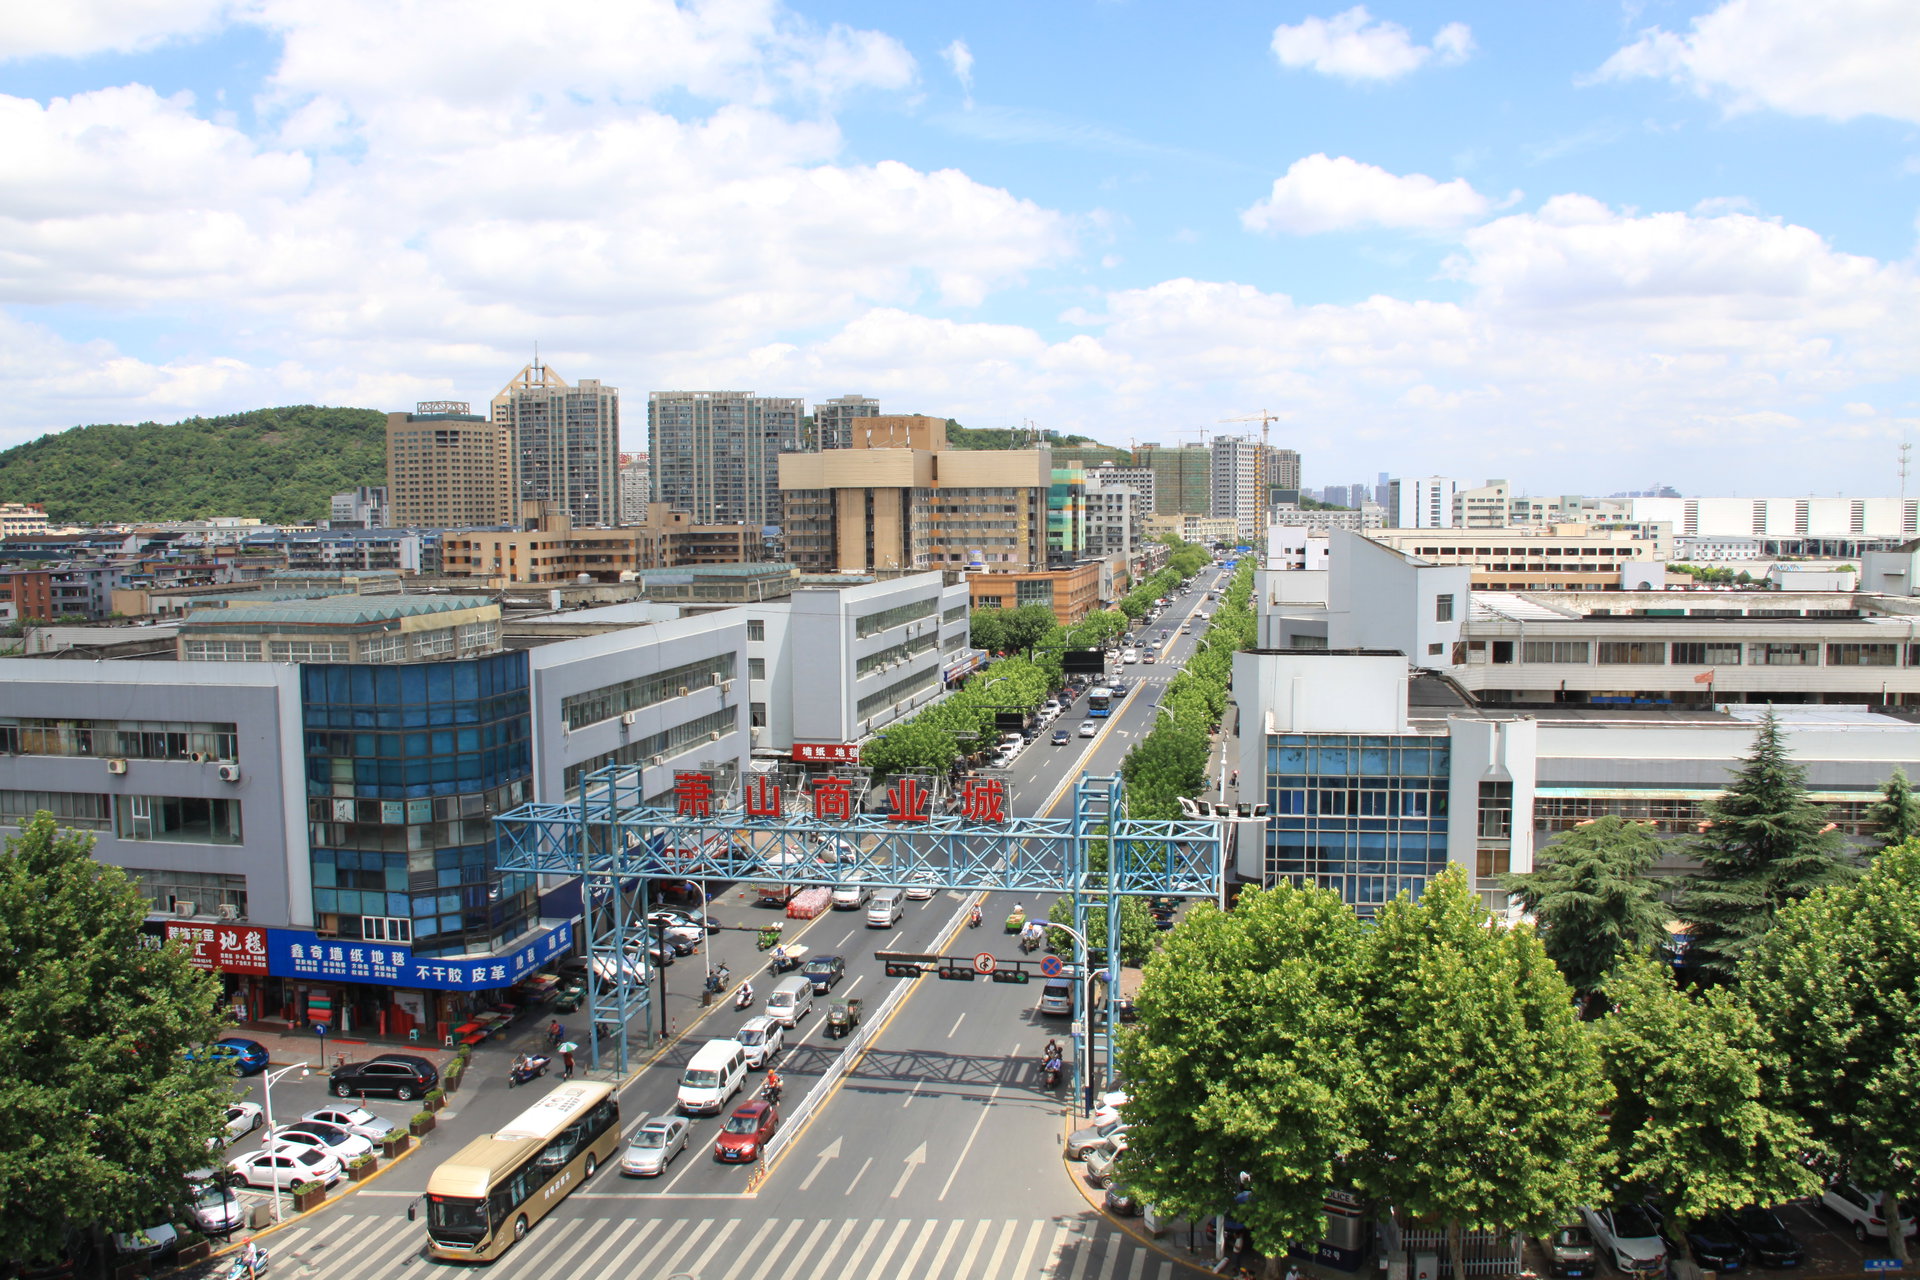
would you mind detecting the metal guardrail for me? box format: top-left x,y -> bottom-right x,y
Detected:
749,892 -> 977,1183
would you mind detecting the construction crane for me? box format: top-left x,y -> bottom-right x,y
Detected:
1220,410 -> 1284,534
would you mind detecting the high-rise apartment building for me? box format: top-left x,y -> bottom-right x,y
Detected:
1089,465 -> 1156,516
1211,437 -> 1301,539
809,395 -> 880,451
1386,476 -> 1460,529
618,453 -> 651,524
1134,444 -> 1212,515
777,415 -> 1049,573
385,402 -> 516,529
491,363 -> 621,528
650,391 -> 804,528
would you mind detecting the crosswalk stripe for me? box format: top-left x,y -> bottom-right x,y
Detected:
1040,1223 -> 1075,1275
547,1217 -> 656,1279
682,1218 -> 740,1274
1064,1224 -> 1099,1280
829,1215 -> 892,1277
317,1214 -> 413,1278
791,1218 -> 860,1279
719,1217 -> 802,1280
1125,1241 -> 1149,1280
981,1219 -> 1019,1278
920,1219 -> 968,1277
864,1218 -> 915,1276
951,1220 -> 995,1278
891,1219 -> 941,1277
1007,1219 -> 1047,1279
640,1218 -> 709,1276
778,1218 -> 833,1277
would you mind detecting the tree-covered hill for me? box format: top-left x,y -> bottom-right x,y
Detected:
941,420 -> 1111,452
0,406 -> 388,525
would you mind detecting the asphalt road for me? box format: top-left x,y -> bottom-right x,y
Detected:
213,565 -> 1230,1277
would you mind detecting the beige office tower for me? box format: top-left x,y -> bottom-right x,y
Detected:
778,415 -> 1050,573
492,362 -> 621,527
385,402 -> 516,528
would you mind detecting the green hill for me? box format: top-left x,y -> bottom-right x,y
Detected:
0,405 -> 387,525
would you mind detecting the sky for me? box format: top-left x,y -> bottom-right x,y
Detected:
2,0 -> 1917,498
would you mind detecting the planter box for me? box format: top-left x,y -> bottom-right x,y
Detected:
348,1159 -> 378,1181
381,1134 -> 411,1158
176,1242 -> 211,1265
409,1115 -> 435,1136
291,1185 -> 326,1213
111,1261 -> 147,1280
443,1072 -> 460,1095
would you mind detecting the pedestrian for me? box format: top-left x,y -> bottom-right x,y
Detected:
561,1050 -> 575,1079
1231,768 -> 1240,787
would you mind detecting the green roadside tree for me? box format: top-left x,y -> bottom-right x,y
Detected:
1740,841 -> 1920,1263
0,815 -> 235,1265
1864,768 -> 1920,850
1353,867 -> 1612,1269
967,607 -> 1006,655
999,604 -> 1059,656
861,718 -> 959,777
1501,817 -> 1673,1007
1592,957 -> 1817,1226
1118,884 -> 1370,1254
1046,893 -> 1157,968
1679,710 -> 1856,978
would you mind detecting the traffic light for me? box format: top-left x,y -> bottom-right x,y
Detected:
990,969 -> 1030,984
937,965 -> 976,982
884,961 -> 922,978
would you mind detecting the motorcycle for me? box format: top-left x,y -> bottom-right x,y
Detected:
967,907 -> 982,929
734,984 -> 755,1010
545,1022 -> 565,1050
762,1080 -> 783,1105
509,1055 -> 551,1087
1042,1058 -> 1062,1088
225,1248 -> 269,1280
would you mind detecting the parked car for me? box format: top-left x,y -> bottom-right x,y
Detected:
620,1115 -> 691,1176
329,1053 -> 438,1101
1822,1182 -> 1917,1242
1540,1225 -> 1597,1279
1085,1139 -> 1128,1188
1106,1180 -> 1143,1217
1581,1205 -> 1668,1274
268,1120 -> 374,1165
713,1101 -> 779,1162
649,921 -> 700,954
652,907 -> 722,934
108,1226 -> 178,1263
185,1170 -> 243,1234
801,955 -> 845,994
222,1101 -> 265,1143
229,1144 -> 342,1190
1051,729 -> 1071,745
1684,1213 -> 1748,1272
733,1015 -> 785,1069
301,1105 -> 390,1141
1066,1117 -> 1130,1160
1726,1206 -> 1803,1268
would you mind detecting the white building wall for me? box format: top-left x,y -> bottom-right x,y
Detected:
1327,531 -> 1470,668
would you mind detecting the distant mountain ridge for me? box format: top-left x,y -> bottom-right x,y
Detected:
0,406 -> 387,525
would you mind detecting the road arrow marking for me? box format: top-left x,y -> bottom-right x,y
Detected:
890,1143 -> 927,1198
797,1136 -> 842,1192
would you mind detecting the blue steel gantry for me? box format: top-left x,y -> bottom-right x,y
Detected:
494,765 -> 1224,1099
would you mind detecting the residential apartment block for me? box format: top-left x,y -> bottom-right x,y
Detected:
385,403 -> 515,528
809,395 -> 879,451
649,390 -> 803,528
492,363 -> 621,528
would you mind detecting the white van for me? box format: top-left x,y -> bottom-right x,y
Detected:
677,1039 -> 749,1115
866,889 -> 904,928
765,975 -> 814,1028
831,883 -> 871,910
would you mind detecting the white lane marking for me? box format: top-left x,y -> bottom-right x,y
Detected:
1064,1223 -> 1098,1280
607,1220 -> 687,1278
660,1130 -> 709,1192
978,1219 -> 1019,1279
512,1215 -> 649,1280
311,1214 -> 410,1278
796,1135 -> 843,1192
1007,1220 -> 1048,1280
843,973 -> 864,995
1041,1224 -> 1075,1275
1125,1241 -> 1149,1280
773,1220 -> 831,1278
920,1220 -> 967,1278
832,1214 -> 891,1277
889,1142 -> 927,1198
837,928 -> 856,946
844,1154 -> 874,1196
792,1219 -> 862,1280
863,1219 -> 915,1276
716,1219 -> 799,1280
935,1039 -> 1024,1201
892,1220 -> 940,1278
946,1012 -> 966,1039
951,1220 -> 996,1279
902,1079 -> 924,1109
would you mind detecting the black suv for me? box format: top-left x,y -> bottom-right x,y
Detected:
330,1053 -> 438,1101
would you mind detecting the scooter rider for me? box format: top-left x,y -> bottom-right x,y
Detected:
735,979 -> 754,1009
1042,1038 -> 1061,1065
238,1237 -> 265,1279
765,1068 -> 783,1104
968,903 -> 982,928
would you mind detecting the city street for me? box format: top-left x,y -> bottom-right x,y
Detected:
207,570 -> 1228,1277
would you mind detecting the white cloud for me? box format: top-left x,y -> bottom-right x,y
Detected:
1594,0 -> 1920,125
1,0 -> 234,61
942,38 -> 974,107
1270,7 -> 1475,82
1241,154 -> 1496,235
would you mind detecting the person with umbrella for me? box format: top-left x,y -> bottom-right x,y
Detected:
556,1038 -> 579,1079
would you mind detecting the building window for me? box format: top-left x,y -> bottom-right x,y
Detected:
1597,641 -> 1666,664
854,598 -> 937,638
1670,642 -> 1743,666
1427,643 -> 1443,656
560,708 -> 738,793
1827,643 -> 1897,667
1520,641 -> 1589,664
268,640 -> 353,662
560,654 -> 738,730
126,867 -> 248,918
1749,642 -> 1820,666
182,639 -> 261,662
750,702 -> 767,728
1435,594 -> 1454,623
746,619 -> 765,642
748,658 -> 766,680
113,794 -> 243,845
0,789 -> 112,830
0,719 -> 238,762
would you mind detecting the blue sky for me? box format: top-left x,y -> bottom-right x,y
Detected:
1,0 -> 1916,497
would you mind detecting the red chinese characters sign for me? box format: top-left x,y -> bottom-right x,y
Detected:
792,743 -> 859,764
165,922 -> 270,974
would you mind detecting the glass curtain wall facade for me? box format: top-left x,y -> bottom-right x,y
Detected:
1263,733 -> 1451,915
301,652 -> 536,958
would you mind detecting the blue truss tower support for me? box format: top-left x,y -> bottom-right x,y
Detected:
579,767 -> 652,1074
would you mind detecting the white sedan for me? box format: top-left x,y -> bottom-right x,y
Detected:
230,1144 -> 343,1189
301,1105 -> 392,1141
268,1121 -> 374,1165
222,1101 -> 264,1143
902,871 -> 939,901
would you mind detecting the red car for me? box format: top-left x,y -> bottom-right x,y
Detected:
713,1100 -> 779,1163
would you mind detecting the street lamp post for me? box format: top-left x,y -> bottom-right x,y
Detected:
259,1062 -> 312,1223
1038,920 -> 1103,1114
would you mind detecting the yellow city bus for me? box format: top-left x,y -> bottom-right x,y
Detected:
424,1080 -> 620,1262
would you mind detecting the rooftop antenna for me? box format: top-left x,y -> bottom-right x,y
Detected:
1901,441 -> 1912,503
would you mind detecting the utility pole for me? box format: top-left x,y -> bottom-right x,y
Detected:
1901,441 -> 1911,503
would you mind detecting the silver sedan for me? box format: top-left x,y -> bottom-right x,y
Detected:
620,1115 -> 691,1177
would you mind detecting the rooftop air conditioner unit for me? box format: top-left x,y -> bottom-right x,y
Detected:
173,901 -> 196,917
679,686 -> 690,697
217,764 -> 243,783
106,758 -> 128,774
217,903 -> 240,920
720,680 -> 733,696
621,711 -> 636,726
188,751 -> 208,763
